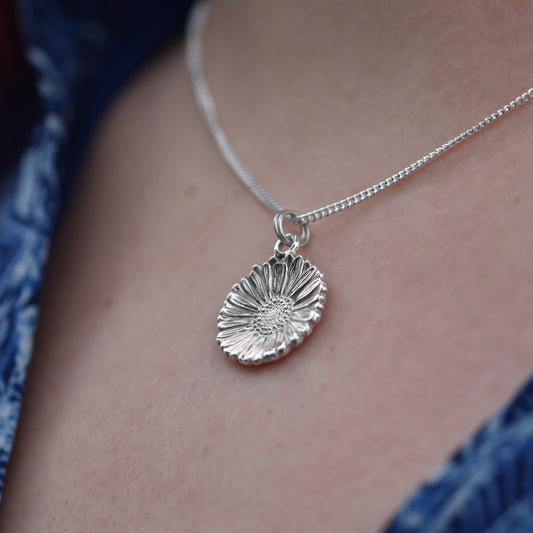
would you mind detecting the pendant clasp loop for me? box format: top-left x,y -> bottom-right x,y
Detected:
273,210 -> 310,248
274,235 -> 300,257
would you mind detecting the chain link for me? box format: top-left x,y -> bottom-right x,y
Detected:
186,0 -> 533,226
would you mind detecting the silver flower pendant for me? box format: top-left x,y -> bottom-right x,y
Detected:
217,252 -> 327,365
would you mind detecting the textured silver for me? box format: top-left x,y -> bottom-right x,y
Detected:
186,0 -> 532,365
217,253 -> 327,365
186,0 -> 533,226
274,210 -> 310,247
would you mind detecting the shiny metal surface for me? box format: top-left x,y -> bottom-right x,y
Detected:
186,0 -> 532,364
186,0 -> 533,226
217,253 -> 327,365
274,210 -> 310,248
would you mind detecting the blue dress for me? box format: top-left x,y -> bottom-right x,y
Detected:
1,1 -> 532,530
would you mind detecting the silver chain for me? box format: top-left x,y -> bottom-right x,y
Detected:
186,0 -> 533,226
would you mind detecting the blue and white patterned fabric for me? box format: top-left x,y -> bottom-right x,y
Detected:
0,2 -> 532,531
383,379 -> 533,532
0,0 -> 192,494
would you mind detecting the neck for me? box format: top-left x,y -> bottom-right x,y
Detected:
200,0 -> 533,211
207,0 -> 532,99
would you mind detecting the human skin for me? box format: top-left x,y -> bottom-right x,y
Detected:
1,1 -> 532,531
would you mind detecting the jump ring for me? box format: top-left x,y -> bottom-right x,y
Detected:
273,210 -> 310,247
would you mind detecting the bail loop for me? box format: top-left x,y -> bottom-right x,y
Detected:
273,210 -> 310,248
274,234 -> 300,258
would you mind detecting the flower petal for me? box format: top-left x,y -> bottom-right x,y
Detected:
274,329 -> 287,353
288,267 -> 318,299
292,290 -> 325,312
241,277 -> 263,303
261,332 -> 278,357
249,266 -> 268,302
224,328 -> 256,355
293,274 -> 323,303
291,318 -> 313,335
217,316 -> 253,330
271,258 -> 287,295
282,321 -> 300,344
292,308 -> 321,324
227,290 -> 259,312
219,305 -> 256,319
287,255 -> 304,286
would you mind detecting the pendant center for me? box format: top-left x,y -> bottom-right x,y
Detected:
253,296 -> 294,336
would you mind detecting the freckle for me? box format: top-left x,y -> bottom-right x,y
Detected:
513,195 -> 520,204
104,297 -> 113,309
186,185 -> 196,197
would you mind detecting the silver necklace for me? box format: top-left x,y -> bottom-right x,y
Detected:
186,0 -> 533,365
